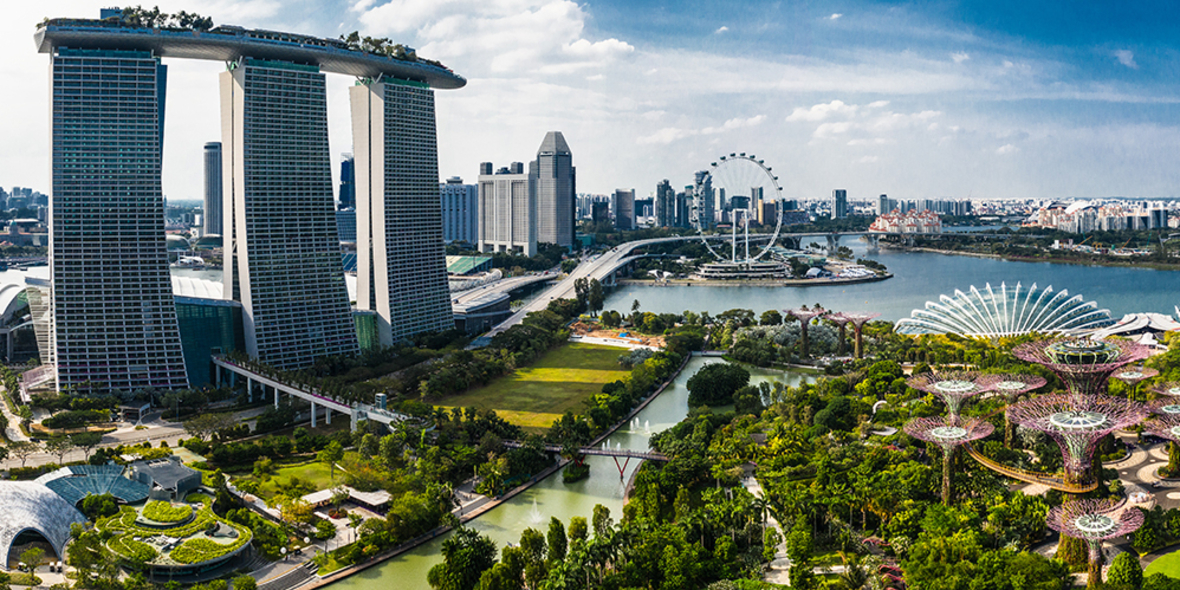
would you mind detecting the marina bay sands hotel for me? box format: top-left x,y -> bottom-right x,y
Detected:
35,14 -> 465,392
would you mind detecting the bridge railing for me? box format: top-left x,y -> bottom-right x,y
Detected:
964,443 -> 1096,493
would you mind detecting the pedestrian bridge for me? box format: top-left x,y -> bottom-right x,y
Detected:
211,356 -> 415,432
964,443 -> 1097,493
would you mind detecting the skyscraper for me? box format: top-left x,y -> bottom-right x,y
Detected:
655,180 -> 675,228
832,189 -> 848,219
203,142 -> 222,235
350,79 -> 454,345
612,189 -> 635,230
534,132 -> 575,247
478,163 -> 537,257
338,154 -> 356,211
50,48 -> 188,391
441,177 -> 479,244
694,171 -> 714,230
221,59 -> 358,368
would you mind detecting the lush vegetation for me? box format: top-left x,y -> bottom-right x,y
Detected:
686,363 -> 750,406
140,500 -> 193,524
169,536 -> 250,565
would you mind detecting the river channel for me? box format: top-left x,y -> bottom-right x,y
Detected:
327,357 -> 815,590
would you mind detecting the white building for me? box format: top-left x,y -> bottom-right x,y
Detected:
478,163 -> 538,257
441,177 -> 479,244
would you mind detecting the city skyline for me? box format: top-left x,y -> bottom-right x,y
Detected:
4,1 -> 1180,200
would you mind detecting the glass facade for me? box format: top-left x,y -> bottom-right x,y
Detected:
50,48 -> 189,391
175,301 -> 244,387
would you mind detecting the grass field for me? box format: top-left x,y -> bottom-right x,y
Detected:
253,460 -> 337,500
436,342 -> 630,431
1146,549 -> 1180,579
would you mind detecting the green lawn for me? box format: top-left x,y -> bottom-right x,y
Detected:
252,460 -> 339,501
1146,549 -> 1180,578
436,343 -> 629,431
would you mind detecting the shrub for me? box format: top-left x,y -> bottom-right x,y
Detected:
170,535 -> 250,564
141,500 -> 193,523
109,537 -> 159,563
42,409 -> 110,429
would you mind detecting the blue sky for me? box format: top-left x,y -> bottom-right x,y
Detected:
3,0 -> 1179,200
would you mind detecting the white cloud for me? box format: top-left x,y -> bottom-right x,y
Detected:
829,13 -> 843,20
715,26 -> 729,34
995,144 -> 1019,155
786,100 -> 857,122
1114,50 -> 1138,70
637,115 -> 766,145
951,52 -> 970,63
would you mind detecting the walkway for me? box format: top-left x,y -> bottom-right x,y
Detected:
0,387 -> 28,442
743,475 -> 791,586
965,442 -> 1097,493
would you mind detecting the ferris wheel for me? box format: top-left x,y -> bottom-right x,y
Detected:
693,153 -> 785,263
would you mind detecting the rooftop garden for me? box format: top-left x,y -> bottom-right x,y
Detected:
96,494 -> 252,568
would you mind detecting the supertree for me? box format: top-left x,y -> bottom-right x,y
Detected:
1007,394 -> 1147,489
1046,498 -> 1144,589
1144,412 -> 1180,477
827,312 -> 853,357
903,416 -> 994,505
1150,381 -> 1180,398
1112,365 -> 1159,401
1012,338 -> 1151,399
785,307 -> 826,359
841,311 -> 880,359
906,371 -> 995,418
988,374 -> 1049,446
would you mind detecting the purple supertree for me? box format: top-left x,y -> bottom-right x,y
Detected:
1150,381 -> 1180,398
785,307 -> 826,359
1144,413 -> 1180,477
988,374 -> 1049,446
1007,394 -> 1147,489
904,416 -> 994,505
907,371 -> 995,418
841,311 -> 881,359
1113,366 -> 1160,402
1046,498 -> 1144,589
1012,338 -> 1151,399
827,313 -> 853,357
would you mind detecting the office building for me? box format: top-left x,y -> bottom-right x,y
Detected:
203,142 -> 222,235
441,177 -> 479,244
336,209 -> 357,243
612,189 -> 635,231
338,154 -> 356,210
350,79 -> 454,346
478,164 -> 537,257
695,171 -> 714,230
535,132 -> 575,247
655,180 -> 675,228
832,189 -> 848,219
592,202 -> 610,226
221,59 -> 359,368
49,47 -> 189,391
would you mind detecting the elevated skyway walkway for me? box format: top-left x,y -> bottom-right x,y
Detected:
211,356 -> 416,432
964,443 -> 1097,493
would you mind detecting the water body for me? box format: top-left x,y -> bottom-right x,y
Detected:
328,357 -> 813,590
604,237 -> 1179,321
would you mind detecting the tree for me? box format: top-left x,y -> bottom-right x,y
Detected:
19,547 -> 43,574
428,526 -> 498,590
71,432 -> 103,460
587,279 -> 605,316
547,517 -> 567,563
9,441 -> 40,468
231,575 -> 257,590
567,516 -> 588,544
45,436 -> 73,465
318,440 -> 345,481
183,413 -> 235,441
759,310 -> 783,325
280,498 -> 315,526
1107,552 -> 1143,588
686,363 -> 751,406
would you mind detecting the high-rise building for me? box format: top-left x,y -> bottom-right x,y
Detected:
676,189 -> 691,228
612,189 -> 635,231
832,189 -> 848,219
534,132 -> 575,247
338,154 -> 356,210
350,79 -> 454,346
49,48 -> 189,391
655,180 -> 675,228
592,202 -> 610,226
751,187 -> 765,224
478,164 -> 537,257
221,58 -> 358,368
203,142 -> 222,235
441,177 -> 479,244
695,171 -> 714,230
336,209 -> 357,243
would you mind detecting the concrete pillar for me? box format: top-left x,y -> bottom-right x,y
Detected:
325,407 -> 332,425
247,377 -> 254,403
350,409 -> 359,432
311,401 -> 318,428
274,386 -> 279,409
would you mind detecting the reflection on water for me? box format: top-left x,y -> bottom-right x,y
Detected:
328,357 -> 814,590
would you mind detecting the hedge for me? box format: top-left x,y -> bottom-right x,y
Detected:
169,535 -> 250,564
109,536 -> 159,563
42,409 -> 110,429
142,501 -> 193,524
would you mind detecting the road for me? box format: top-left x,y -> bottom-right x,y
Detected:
449,273 -> 555,307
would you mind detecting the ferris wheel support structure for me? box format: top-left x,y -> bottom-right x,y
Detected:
694,153 -> 785,264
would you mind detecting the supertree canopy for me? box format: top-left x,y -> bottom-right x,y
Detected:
989,374 -> 1049,446
826,313 -> 853,357
1046,498 -> 1144,589
1144,414 -> 1180,477
1012,338 -> 1151,398
841,311 -> 880,359
785,307 -> 826,358
906,371 -> 996,417
1007,394 -> 1147,486
1150,382 -> 1180,398
904,416 -> 994,505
